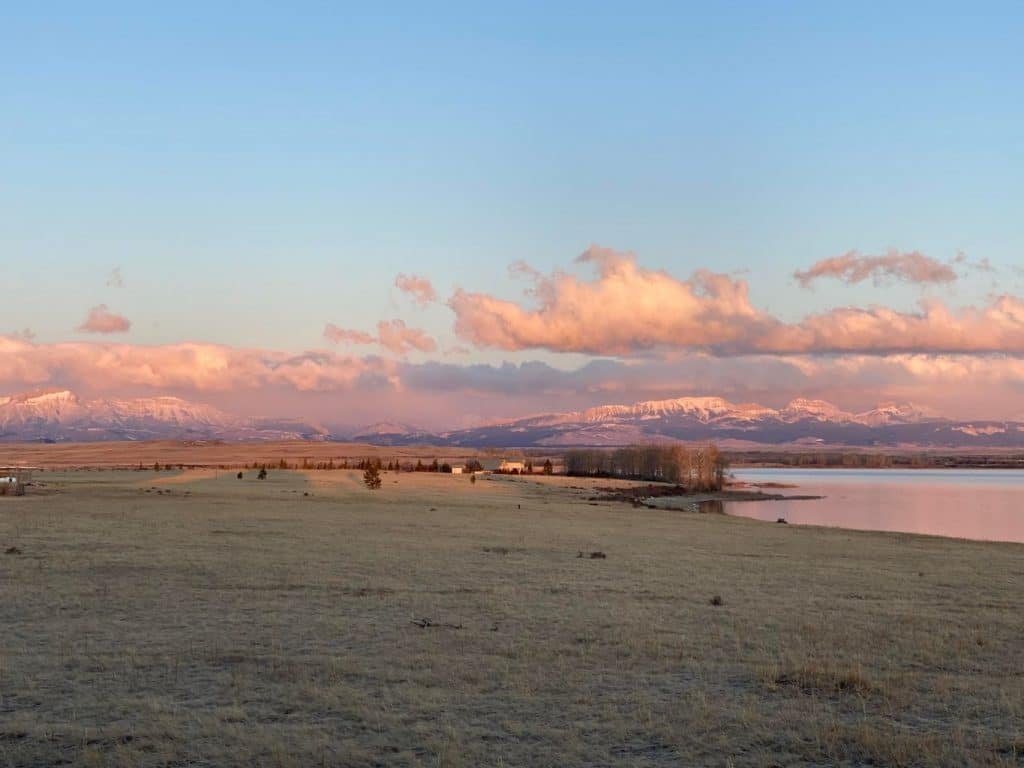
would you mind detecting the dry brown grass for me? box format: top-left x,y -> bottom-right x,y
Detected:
0,440 -> 494,470
1,466 -> 1022,766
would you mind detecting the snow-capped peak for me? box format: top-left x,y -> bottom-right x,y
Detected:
490,394 -> 948,434
0,389 -> 316,441
782,398 -> 854,423
12,389 -> 78,405
582,396 -> 744,423
854,402 -> 934,426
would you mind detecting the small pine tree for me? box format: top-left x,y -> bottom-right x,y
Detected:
363,464 -> 382,490
543,459 -> 553,475
237,471 -> 243,479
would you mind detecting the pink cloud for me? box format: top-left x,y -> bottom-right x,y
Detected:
323,319 -> 437,356
954,251 -> 995,273
405,352 -> 1024,422
451,246 -> 780,355
392,353 -> 1024,422
376,319 -> 437,355
451,247 -> 758,355
323,323 -> 375,345
394,273 -> 437,306
5,335 -> 1024,423
450,246 -> 1024,356
0,336 -> 398,394
78,305 -> 131,334
759,296 -> 1024,355
794,249 -> 957,288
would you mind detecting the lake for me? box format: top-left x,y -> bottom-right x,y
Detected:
727,468 -> 1024,543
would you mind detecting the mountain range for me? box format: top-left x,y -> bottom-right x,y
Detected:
0,390 -> 328,442
2,389 -> 1023,448
427,397 -> 1024,448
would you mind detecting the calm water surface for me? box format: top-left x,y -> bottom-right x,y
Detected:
728,468 -> 1024,543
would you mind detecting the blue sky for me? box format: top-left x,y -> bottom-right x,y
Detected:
3,3 -> 1023,423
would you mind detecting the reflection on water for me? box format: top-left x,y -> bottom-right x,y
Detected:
728,468 -> 1024,543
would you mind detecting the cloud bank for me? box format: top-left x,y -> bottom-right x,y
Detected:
450,246 -> 1024,356
4,335 -> 1024,422
0,336 -> 397,394
7,243 -> 1021,425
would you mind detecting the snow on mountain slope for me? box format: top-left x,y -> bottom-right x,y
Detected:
853,402 -> 935,426
781,398 -> 855,423
0,390 -> 83,426
433,394 -> 1022,448
0,390 -> 234,429
581,396 -> 784,423
509,395 -> 873,429
3,388 -> 1019,447
0,389 -> 315,441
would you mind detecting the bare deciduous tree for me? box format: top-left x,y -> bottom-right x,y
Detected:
564,444 -> 727,491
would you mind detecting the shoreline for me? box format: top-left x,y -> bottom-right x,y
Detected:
592,482 -> 823,509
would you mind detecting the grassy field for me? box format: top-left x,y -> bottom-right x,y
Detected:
1,466 -> 1022,767
0,440 -> 494,469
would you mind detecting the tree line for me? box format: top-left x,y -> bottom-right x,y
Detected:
563,444 -> 727,491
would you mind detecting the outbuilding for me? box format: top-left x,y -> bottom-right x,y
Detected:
0,466 -> 35,496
